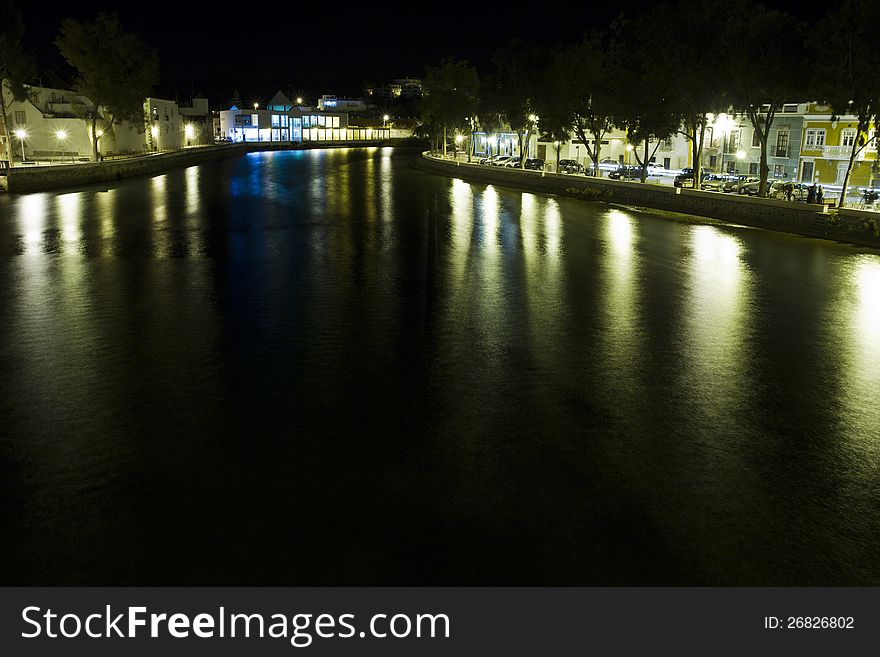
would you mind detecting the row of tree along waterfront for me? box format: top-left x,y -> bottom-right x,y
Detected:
418,0 -> 878,208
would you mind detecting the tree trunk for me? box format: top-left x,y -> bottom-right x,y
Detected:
519,128 -> 532,169
91,114 -> 99,162
690,123 -> 700,189
837,124 -> 866,208
641,140 -> 649,183
0,81 -> 13,167
442,125 -> 447,157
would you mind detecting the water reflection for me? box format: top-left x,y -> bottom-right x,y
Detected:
57,193 -> 82,249
836,255 -> 880,444
96,189 -> 116,255
447,178 -> 474,286
683,225 -> 752,417
2,148 -> 880,586
19,194 -> 47,254
598,209 -> 640,393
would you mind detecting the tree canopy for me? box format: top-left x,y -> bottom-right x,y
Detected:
56,13 -> 159,160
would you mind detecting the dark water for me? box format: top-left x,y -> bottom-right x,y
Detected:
1,147 -> 878,585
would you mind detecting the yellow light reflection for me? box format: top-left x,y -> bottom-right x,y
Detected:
151,175 -> 167,224
56,192 -> 82,247
839,256 -> 880,410
684,225 -> 751,408
480,185 -> 500,255
19,194 -> 47,253
379,151 -> 392,224
600,209 -> 639,370
544,199 -> 562,264
96,189 -> 116,255
184,166 -> 200,218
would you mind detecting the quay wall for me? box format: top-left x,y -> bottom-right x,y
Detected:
414,153 -> 880,249
2,140 -> 402,193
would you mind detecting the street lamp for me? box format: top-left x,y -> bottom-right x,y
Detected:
14,129 -> 26,163
253,102 -> 259,110
455,133 -> 463,158
296,97 -> 303,105
626,143 -> 634,166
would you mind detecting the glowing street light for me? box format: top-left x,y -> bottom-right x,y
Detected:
184,123 -> 194,146
296,97 -> 303,105
56,129 -> 67,140
253,102 -> 259,109
382,114 -> 390,128
14,129 -> 27,163
736,149 -> 746,160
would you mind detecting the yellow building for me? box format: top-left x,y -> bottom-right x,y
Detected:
799,103 -> 877,188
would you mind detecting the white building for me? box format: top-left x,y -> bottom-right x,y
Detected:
1,81 -> 213,163
218,91 -> 390,144
317,95 -> 366,112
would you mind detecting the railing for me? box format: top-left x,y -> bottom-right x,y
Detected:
822,145 -> 855,160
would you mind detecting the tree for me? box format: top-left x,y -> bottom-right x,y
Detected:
421,58 -> 479,158
553,34 -> 620,177
813,0 -> 880,207
490,40 -> 544,168
728,4 -> 808,196
533,49 -> 576,172
230,88 -> 242,109
640,0 -> 733,188
56,13 -> 159,162
0,0 -> 36,166
613,17 -> 680,183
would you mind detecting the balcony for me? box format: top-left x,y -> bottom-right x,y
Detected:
822,145 -> 855,160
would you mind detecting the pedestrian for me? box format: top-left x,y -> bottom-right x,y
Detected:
817,185 -> 824,204
807,184 -> 817,204
785,182 -> 793,201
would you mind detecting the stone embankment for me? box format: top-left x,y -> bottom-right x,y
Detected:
414,153 -> 880,249
1,139 -> 414,193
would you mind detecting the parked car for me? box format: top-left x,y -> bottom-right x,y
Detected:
598,157 -> 620,171
674,167 -> 715,188
557,159 -> 585,174
767,181 -> 811,201
490,155 -> 514,167
608,165 -> 644,180
739,178 -> 778,196
479,154 -> 505,165
700,173 -> 735,191
726,175 -> 758,193
524,158 -> 545,171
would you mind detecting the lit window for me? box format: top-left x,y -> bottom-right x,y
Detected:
840,129 -> 856,147
271,114 -> 280,127
251,114 -> 259,127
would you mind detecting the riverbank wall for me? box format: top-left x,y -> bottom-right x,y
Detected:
1,139 -> 418,193
414,153 -> 880,249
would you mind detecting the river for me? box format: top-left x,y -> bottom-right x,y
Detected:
1,146 -> 878,584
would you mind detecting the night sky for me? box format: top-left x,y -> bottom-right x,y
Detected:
20,0 -> 811,109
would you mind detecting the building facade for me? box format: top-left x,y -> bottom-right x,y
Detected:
219,91 -> 390,144
1,81 -> 213,163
